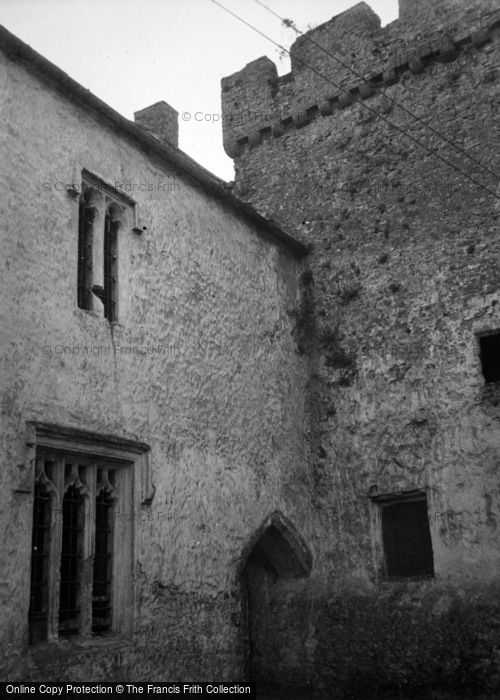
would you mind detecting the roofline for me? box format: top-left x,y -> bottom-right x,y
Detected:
0,25 -> 308,259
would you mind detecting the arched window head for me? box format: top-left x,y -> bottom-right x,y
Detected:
106,200 -> 125,224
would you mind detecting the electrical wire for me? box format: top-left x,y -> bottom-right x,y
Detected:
253,0 -> 500,183
209,0 -> 500,201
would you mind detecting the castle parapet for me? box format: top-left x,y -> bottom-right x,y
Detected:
221,0 -> 500,159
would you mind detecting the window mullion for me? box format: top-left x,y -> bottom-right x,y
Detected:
79,464 -> 97,637
47,457 -> 64,642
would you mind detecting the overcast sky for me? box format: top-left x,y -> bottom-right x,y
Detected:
0,0 -> 399,181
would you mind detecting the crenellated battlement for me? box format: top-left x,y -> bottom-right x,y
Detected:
221,0 -> 500,158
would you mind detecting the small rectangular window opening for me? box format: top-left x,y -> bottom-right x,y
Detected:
380,495 -> 434,578
479,332 -> 500,384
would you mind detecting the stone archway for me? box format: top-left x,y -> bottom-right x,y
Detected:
238,512 -> 312,690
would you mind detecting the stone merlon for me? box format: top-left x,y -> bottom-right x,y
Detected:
221,57 -> 278,157
290,2 -> 381,76
134,100 -> 179,148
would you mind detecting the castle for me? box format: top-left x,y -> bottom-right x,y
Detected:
1,0 -> 500,695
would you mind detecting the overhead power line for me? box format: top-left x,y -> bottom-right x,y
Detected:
253,0 -> 500,184
209,0 -> 500,202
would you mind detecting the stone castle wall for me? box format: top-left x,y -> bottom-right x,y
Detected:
222,0 -> 500,694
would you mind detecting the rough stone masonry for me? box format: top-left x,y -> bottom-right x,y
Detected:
221,0 -> 500,695
1,0 -> 500,696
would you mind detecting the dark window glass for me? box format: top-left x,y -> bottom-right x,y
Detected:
28,482 -> 51,643
92,489 -> 114,634
103,213 -> 118,322
479,333 -> 500,383
382,499 -> 434,577
77,201 -> 94,310
59,486 -> 84,635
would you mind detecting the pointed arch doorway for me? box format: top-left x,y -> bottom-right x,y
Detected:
238,512 -> 312,688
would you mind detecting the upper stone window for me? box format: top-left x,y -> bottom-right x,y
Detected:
77,172 -> 133,322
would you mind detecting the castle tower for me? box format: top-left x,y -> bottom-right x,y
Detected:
222,0 -> 500,694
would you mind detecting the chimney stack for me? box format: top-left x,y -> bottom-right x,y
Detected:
134,101 -> 179,148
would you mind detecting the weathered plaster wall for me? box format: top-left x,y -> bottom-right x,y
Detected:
222,0 -> 500,694
0,47 -> 310,680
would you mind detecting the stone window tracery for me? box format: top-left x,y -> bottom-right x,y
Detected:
77,173 -> 132,322
28,453 -> 130,643
25,423 -> 153,644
